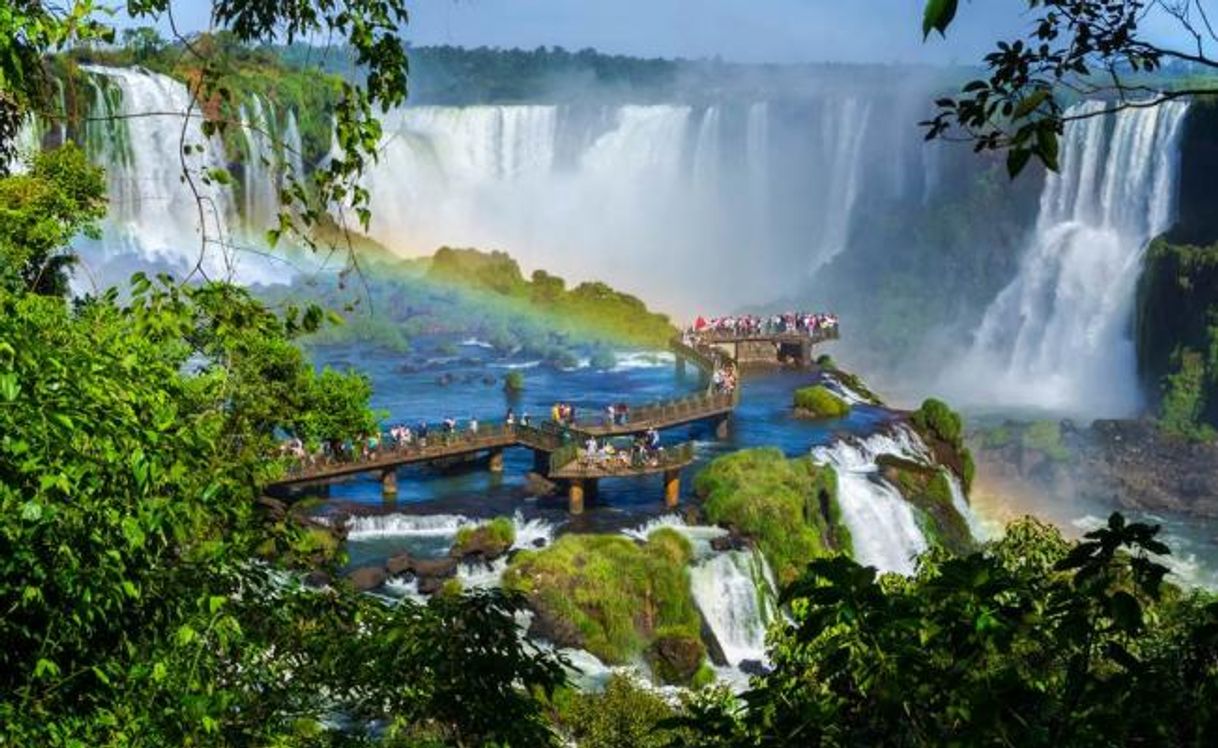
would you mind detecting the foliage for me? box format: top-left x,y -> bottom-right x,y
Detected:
452,516 -> 517,559
878,455 -> 973,554
427,247 -> 677,347
923,0 -> 1218,177
503,531 -> 704,680
695,448 -> 848,584
505,369 -> 526,392
1023,419 -> 1073,460
674,513 -> 1218,747
1160,348 -> 1218,441
793,384 -> 850,419
0,144 -> 105,296
554,674 -> 680,748
910,397 -> 964,446
0,275 -> 568,744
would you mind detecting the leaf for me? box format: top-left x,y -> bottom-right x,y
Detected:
20,501 -> 42,522
923,0 -> 959,40
1110,591 -> 1143,633
1013,89 -> 1050,120
1007,148 -> 1033,179
0,373 -> 18,402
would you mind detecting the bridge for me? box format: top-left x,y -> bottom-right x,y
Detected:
268,324 -> 836,513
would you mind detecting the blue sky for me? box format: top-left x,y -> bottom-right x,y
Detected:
130,1 -> 1196,65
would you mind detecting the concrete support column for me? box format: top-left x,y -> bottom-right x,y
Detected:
664,469 -> 681,508
381,468 -> 398,498
569,479 -> 585,515
489,448 -> 505,473
800,340 -> 812,368
715,415 -> 730,440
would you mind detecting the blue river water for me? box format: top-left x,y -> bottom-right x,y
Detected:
310,337 -> 891,530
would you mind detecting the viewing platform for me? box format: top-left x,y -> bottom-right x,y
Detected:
267,320 -> 837,513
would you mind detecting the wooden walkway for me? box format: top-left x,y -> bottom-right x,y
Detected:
268,325 -> 836,512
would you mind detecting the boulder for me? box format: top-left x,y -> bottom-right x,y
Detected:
346,565 -> 387,592
526,602 -> 586,649
525,472 -> 558,497
709,533 -> 750,553
411,557 -> 459,579
416,575 -> 446,596
386,552 -> 414,576
647,633 -> 707,686
738,659 -> 771,677
450,524 -> 513,563
531,536 -> 548,548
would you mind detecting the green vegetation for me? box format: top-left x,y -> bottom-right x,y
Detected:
503,530 -> 706,684
675,513 -> 1218,746
428,248 -> 677,347
694,448 -> 849,584
553,674 -> 683,748
1137,237 -> 1218,439
452,517 -> 517,559
1022,420 -> 1073,461
0,144 -> 105,297
504,369 -> 526,393
878,455 -> 973,554
793,385 -> 851,419
910,397 -> 977,490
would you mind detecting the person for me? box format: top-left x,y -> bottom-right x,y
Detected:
551,403 -> 561,423
505,408 -> 515,426
417,421 -> 429,447
521,411 -> 531,427
469,417 -> 479,436
605,404 -> 615,427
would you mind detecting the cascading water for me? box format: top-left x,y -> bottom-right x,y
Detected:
807,97 -> 872,271
688,548 -> 777,668
955,101 -> 1189,416
811,428 -> 933,575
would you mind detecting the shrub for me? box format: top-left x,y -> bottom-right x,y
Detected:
793,385 -> 851,419
504,370 -> 525,392
556,674 -> 677,748
694,448 -> 848,584
910,398 -> 964,447
1021,420 -> 1071,461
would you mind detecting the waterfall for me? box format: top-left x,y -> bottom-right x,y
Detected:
689,548 -> 777,667
957,101 -> 1189,416
239,95 -> 281,235
692,106 -> 722,192
807,97 -> 872,271
811,430 -> 931,575
73,66 -> 283,287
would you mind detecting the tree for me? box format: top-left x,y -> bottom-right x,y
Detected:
922,0 -> 1218,177
670,514 -> 1218,747
0,143 -> 105,296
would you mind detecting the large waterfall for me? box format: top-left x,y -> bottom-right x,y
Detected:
689,548 -> 777,668
953,101 -> 1189,416
356,95 -> 929,312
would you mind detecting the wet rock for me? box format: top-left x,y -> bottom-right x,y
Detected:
412,557 -> 459,579
681,504 -> 706,526
531,536 -> 548,548
450,525 -> 512,563
710,533 -> 750,553
738,659 -> 770,677
525,472 -> 558,497
699,611 -> 729,667
386,552 -> 414,576
647,633 -> 707,686
346,565 -> 387,592
526,602 -> 586,649
416,575 -> 446,596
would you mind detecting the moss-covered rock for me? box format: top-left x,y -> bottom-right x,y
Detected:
451,517 -> 516,561
909,398 -> 976,491
503,531 -> 704,682
877,455 -> 973,555
793,385 -> 851,419
646,628 -> 707,687
694,448 -> 850,585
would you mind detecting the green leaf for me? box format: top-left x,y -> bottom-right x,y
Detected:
1013,89 -> 1050,120
20,501 -> 42,522
0,372 -> 19,402
922,0 -> 959,39
1007,148 -> 1032,179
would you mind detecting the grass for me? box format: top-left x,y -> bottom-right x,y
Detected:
694,448 -> 849,585
452,517 -> 516,558
793,385 -> 851,419
503,531 -> 702,677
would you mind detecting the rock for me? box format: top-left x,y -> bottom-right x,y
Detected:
303,570 -> 331,588
710,534 -> 749,552
738,659 -> 771,677
681,504 -> 705,526
412,557 -> 459,579
526,601 -> 586,649
699,611 -> 729,667
647,633 -> 707,686
450,525 -> 513,563
255,495 -> 289,520
346,565 -> 387,592
525,472 -> 558,497
531,536 -> 548,548
416,575 -> 446,596
386,552 -> 414,576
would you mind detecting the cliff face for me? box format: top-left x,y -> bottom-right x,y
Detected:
1135,98 -> 1218,427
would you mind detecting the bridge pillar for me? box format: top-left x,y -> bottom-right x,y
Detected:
488,448 -> 505,473
568,479 -> 586,515
533,449 -> 548,474
381,468 -> 398,498
664,469 -> 681,508
714,415 -> 730,440
676,355 -> 687,377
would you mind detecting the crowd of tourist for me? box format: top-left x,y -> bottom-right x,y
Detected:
579,428 -> 665,471
686,312 -> 838,339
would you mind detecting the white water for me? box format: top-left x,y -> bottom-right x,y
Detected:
955,101 -> 1189,416
811,429 -> 932,575
689,548 -> 777,667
